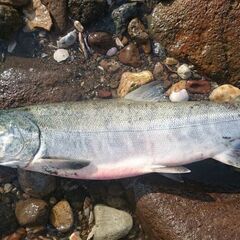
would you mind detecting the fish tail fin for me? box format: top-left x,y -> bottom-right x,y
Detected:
214,141 -> 240,168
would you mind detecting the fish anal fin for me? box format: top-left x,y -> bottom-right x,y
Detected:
148,165 -> 191,174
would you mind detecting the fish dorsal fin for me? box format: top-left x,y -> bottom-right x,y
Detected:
124,81 -> 169,102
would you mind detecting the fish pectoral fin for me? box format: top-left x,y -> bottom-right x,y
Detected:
28,158 -> 90,173
148,165 -> 191,174
214,149 -> 240,168
124,80 -> 168,102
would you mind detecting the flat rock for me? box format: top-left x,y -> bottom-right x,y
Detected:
15,199 -> 49,226
129,161 -> 240,240
18,169 -> 56,198
93,204 -> 133,240
149,0 -> 240,86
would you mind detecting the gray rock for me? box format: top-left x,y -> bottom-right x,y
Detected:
18,169 -> 57,198
93,204 -> 133,240
0,5 -> 22,39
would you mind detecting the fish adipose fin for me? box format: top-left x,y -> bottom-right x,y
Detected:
214,146 -> 240,168
27,158 -> 90,174
124,81 -> 169,102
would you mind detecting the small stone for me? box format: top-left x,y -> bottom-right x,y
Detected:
15,199 -> 49,226
23,0 -> 52,31
117,71 -> 154,97
18,169 -> 56,198
93,204 -> 133,240
153,62 -> 164,79
7,40 -> 17,53
50,200 -> 74,233
57,30 -> 77,48
128,18 -> 149,43
98,89 -> 112,99
121,36 -> 128,46
3,228 -> 27,240
169,89 -> 189,102
88,32 -> 115,54
186,80 -> 211,94
53,49 -> 69,62
4,183 -> 13,193
166,80 -> 187,95
165,57 -> 178,65
153,42 -> 166,60
177,64 -> 192,79
106,47 -> 118,57
209,84 -> 240,103
99,59 -> 120,73
118,43 -> 141,67
69,231 -> 82,240
74,20 -> 84,33
141,39 -> 151,54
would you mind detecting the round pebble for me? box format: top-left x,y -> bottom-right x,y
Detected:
53,49 -> 69,63
177,64 -> 192,79
169,89 -> 189,102
106,47 -> 118,57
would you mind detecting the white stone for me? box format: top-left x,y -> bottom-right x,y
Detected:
53,49 -> 69,63
169,89 -> 189,102
57,30 -> 77,48
93,204 -> 133,240
177,64 -> 192,79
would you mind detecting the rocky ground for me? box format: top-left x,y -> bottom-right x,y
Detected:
0,0 -> 240,240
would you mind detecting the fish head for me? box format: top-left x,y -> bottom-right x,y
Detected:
0,112 -> 40,168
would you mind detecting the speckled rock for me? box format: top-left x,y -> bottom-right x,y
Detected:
0,5 -> 22,39
118,71 -> 153,97
41,0 -> 68,32
209,84 -> 240,103
149,0 -> 240,86
118,43 -> 141,67
88,32 -> 115,54
93,204 -> 133,240
15,199 -> 49,226
50,200 -> 74,233
18,169 -> 56,198
0,0 -> 30,6
128,18 -> 149,43
131,171 -> 240,240
68,0 -> 108,25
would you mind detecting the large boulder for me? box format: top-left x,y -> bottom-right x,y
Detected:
149,0 -> 240,86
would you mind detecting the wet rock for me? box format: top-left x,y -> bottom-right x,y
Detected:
128,18 -> 149,43
68,0 -> 108,25
18,169 -> 56,198
141,39 -> 151,54
93,204 -> 133,240
41,0 -> 68,32
186,80 -> 211,94
88,32 -> 115,54
132,174 -> 240,240
50,200 -> 74,233
149,0 -> 240,86
99,59 -> 120,73
152,42 -> 166,60
177,64 -> 192,80
0,203 -> 18,236
169,89 -> 189,102
98,89 -> 112,99
69,231 -> 82,240
117,71 -> 154,97
118,43 -> 141,67
153,62 -> 164,79
2,228 -> 27,240
0,0 -> 30,7
106,47 -> 118,57
209,84 -> 240,103
15,199 -> 49,226
165,57 -> 178,66
166,80 -> 187,95
57,30 -> 77,48
54,48 -> 69,62
112,2 -> 138,34
0,5 -> 22,39
23,0 -> 52,31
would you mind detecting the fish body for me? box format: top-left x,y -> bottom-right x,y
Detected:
0,100 -> 240,179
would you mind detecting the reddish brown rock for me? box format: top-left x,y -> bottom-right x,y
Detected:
129,162 -> 240,240
150,0 -> 240,86
98,89 -> 112,99
118,43 -> 141,67
186,80 -> 212,94
41,0 -> 68,32
88,32 -> 115,54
